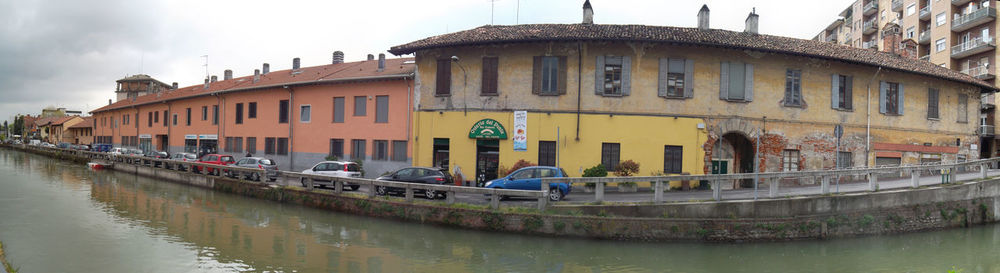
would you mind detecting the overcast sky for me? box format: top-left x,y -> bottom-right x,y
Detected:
0,0 -> 854,123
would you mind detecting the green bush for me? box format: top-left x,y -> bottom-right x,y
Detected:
583,164 -> 608,177
324,155 -> 339,161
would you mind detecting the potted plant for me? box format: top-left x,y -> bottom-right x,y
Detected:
615,160 -> 640,192
582,164 -> 607,192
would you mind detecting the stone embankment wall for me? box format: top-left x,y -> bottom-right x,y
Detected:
8,144 -> 999,242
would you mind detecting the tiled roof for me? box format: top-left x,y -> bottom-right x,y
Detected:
34,117 -> 57,127
92,58 -> 415,113
50,116 -> 78,126
389,24 -> 994,90
68,117 -> 93,129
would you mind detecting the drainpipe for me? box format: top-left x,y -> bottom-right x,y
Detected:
866,67 -> 882,168
215,93 -> 222,154
165,101 -> 171,153
285,86 -> 294,171
405,75 -> 412,155
576,42 -> 582,141
133,106 -> 139,149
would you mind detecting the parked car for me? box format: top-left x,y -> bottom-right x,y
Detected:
375,167 -> 453,199
57,142 -> 70,149
109,147 -> 126,155
484,166 -> 572,201
168,152 -> 198,170
92,144 -> 112,153
300,161 -> 362,190
143,150 -> 169,167
232,157 -> 279,181
195,154 -> 235,175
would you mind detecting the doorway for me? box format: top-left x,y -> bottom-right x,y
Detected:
198,139 -> 217,157
475,139 -> 499,187
157,135 -> 168,152
714,132 -> 756,188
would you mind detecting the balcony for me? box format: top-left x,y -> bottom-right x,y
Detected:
892,0 -> 903,12
980,125 -> 995,137
826,34 -> 838,43
919,6 -> 931,20
863,40 -> 878,49
963,65 -> 995,80
952,37 -> 997,58
918,30 -> 931,44
953,0 -> 972,6
919,55 -> 930,62
983,94 -> 996,110
952,8 -> 997,32
863,18 -> 878,35
863,1 -> 879,16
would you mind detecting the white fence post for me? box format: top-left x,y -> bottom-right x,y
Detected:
868,172 -> 878,192
712,179 -> 722,201
654,181 -> 664,202
820,176 -> 830,195
595,181 -> 605,202
982,163 -> 989,179
911,170 -> 920,188
769,178 -> 779,198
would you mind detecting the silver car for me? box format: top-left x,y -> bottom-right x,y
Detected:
233,157 -> 279,181
169,152 -> 198,170
301,161 -> 362,190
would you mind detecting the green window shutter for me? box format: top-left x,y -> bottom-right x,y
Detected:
744,63 -> 754,102
897,83 -> 904,115
558,56 -> 568,95
658,58 -> 668,97
595,55 -> 605,95
683,59 -> 694,98
719,61 -> 729,100
831,74 -> 840,109
845,76 -> 853,109
532,56 -> 542,95
878,81 -> 887,114
621,56 -> 632,96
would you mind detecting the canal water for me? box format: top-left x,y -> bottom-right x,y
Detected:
2,149 -> 1000,273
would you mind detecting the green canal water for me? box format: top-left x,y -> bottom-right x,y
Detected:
2,149 -> 1000,273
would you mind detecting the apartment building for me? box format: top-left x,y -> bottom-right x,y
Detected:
392,2 -> 994,187
816,0 -> 999,158
90,54 -> 415,175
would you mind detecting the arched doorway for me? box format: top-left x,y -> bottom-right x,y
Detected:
711,132 -> 756,188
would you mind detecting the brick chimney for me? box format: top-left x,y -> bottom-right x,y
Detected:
745,8 -> 759,34
698,4 -> 710,30
583,0 -> 594,24
333,51 -> 344,64
881,22 -> 902,55
263,63 -> 270,74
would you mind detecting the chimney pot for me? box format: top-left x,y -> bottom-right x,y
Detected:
582,0 -> 594,24
367,54 -> 375,61
108,99 -> 112,105
697,5 -> 710,30
172,82 -> 178,89
292,58 -> 301,70
333,51 -> 344,64
263,63 -> 270,74
377,53 -> 386,72
223,69 -> 233,80
744,9 -> 759,34
210,75 -> 217,83
254,69 -> 261,82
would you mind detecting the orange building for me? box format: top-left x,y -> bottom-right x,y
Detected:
91,54 -> 415,175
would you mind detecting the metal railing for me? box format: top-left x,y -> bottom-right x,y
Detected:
891,0 -> 903,12
919,6 -> 931,20
863,39 -> 878,49
825,34 -> 838,43
919,55 -> 930,62
862,18 -> 878,34
952,37 -> 996,58
918,30 -> 930,44
983,93 -> 996,109
863,1 -> 879,15
981,125 -> 996,136
962,65 -> 994,79
952,8 -> 997,32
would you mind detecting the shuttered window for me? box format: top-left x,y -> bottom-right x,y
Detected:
595,55 -> 632,97
879,81 -> 904,115
392,140 -> 407,161
373,140 -> 388,160
783,69 -> 802,106
248,102 -> 257,119
659,58 -> 693,98
351,139 -> 366,160
481,57 -> 499,96
333,97 -> 345,123
265,137 -> 275,155
278,100 -> 289,123
235,103 -> 243,124
329,139 -> 344,159
719,61 -> 754,101
958,94 -> 968,123
782,149 -> 800,171
664,145 -> 683,174
601,143 -> 620,172
927,88 -> 939,119
246,137 -> 256,154
354,96 -> 366,116
532,56 -> 567,96
277,138 -> 288,156
538,141 -> 556,166
831,74 -> 853,110
375,96 -> 389,123
436,59 -> 451,96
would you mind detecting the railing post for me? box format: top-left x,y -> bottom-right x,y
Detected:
404,184 -> 414,202
306,177 -> 314,191
446,191 -> 456,204
538,181 -> 549,211
868,172 -> 879,192
910,169 -> 920,188
983,163 -> 989,179
368,181 -> 377,197
490,189 -> 500,209
595,181 -> 605,202
820,176 -> 830,195
654,181 -> 664,202
950,166 -> 957,182
334,180 -> 343,194
769,178 -> 779,198
712,179 -> 722,201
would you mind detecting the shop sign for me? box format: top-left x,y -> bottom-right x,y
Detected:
139,134 -> 152,139
199,134 -> 218,140
185,135 -> 197,140
468,119 -> 507,139
513,111 -> 527,151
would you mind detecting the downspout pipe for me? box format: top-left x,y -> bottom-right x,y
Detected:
866,66 -> 882,168
285,86 -> 294,171
576,41 -> 582,141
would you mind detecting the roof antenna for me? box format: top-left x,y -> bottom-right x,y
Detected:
201,55 -> 209,80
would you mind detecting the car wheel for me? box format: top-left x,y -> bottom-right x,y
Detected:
251,173 -> 261,182
300,178 -> 308,187
376,186 -> 388,196
548,188 -> 563,202
349,185 -> 360,191
424,189 -> 438,200
269,177 -> 277,182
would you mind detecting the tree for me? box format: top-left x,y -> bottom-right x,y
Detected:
11,115 -> 23,136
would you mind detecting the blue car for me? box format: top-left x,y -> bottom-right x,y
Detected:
484,166 -> 572,201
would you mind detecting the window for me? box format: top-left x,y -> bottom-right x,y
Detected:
392,140 -> 407,161
375,96 -> 389,123
354,96 -> 366,116
958,93 -> 968,123
935,38 -> 946,52
373,140 -> 388,160
601,143 -> 620,172
481,57 -> 499,95
212,105 -> 219,125
927,88 -> 939,119
333,97 -> 345,123
134,114 -> 138,128
436,59 -> 451,96
235,103 -> 243,124
300,105 -> 311,123
246,137 -> 256,154
224,137 -> 234,153
879,81 -> 904,115
329,139 -> 344,159
202,106 -> 208,121
906,4 -> 916,16
186,108 -> 191,126
600,56 -> 624,96
538,141 -> 556,166
154,111 -> 159,123
248,102 -> 257,119
265,137 -> 275,155
837,151 -> 853,169
831,74 -> 853,110
233,137 -> 243,153
351,139 -> 366,160
783,69 -> 803,106
664,145 -> 683,174
277,137 -> 288,155
433,138 -> 449,169
148,112 -> 153,127
720,61 -> 754,101
936,12 -> 946,26
659,58 -> 692,98
782,149 -> 800,171
906,26 -> 915,38
278,100 -> 289,123
163,110 -> 167,127
532,56 -> 567,95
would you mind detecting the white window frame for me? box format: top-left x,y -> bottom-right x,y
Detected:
300,104 -> 311,123
935,38 -> 946,52
906,4 -> 916,16
935,13 -> 946,26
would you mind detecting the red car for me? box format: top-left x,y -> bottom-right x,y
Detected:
196,154 -> 236,175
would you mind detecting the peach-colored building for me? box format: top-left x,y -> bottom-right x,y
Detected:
91,55 -> 415,175
66,116 -> 94,145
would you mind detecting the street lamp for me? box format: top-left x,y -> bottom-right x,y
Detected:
451,56 -> 468,115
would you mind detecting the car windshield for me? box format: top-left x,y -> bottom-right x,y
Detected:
222,156 -> 233,162
346,164 -> 360,172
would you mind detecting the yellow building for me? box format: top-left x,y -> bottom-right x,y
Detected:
390,2 -> 995,187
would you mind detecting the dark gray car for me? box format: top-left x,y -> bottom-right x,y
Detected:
233,157 -> 279,181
